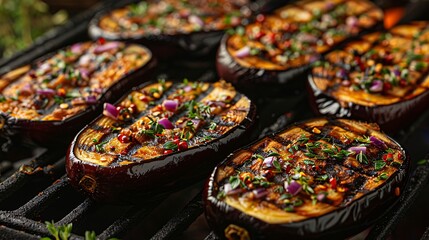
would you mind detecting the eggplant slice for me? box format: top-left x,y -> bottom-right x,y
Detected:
67,80 -> 256,203
217,0 -> 383,86
205,118 -> 408,239
308,22 -> 429,132
89,0 -> 253,58
0,41 -> 155,145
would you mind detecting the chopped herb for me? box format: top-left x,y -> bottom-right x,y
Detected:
95,140 -> 109,153
92,138 -> 98,143
356,136 -> 371,144
272,159 -> 282,171
303,159 -> 315,165
304,152 -> 316,158
267,151 -> 280,157
252,154 -> 264,160
273,185 -> 284,193
316,174 -> 329,181
229,175 -> 241,189
0,95 -> 5,102
375,172 -> 388,182
374,160 -> 386,171
386,148 -> 395,154
163,141 -> 178,150
297,134 -> 309,143
356,151 -> 369,164
279,193 -> 292,200
209,122 -> 217,130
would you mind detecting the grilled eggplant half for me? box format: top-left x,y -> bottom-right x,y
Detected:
89,0 -> 253,58
205,118 -> 408,239
0,41 -> 154,145
67,80 -> 256,203
217,0 -> 383,87
308,22 -> 429,131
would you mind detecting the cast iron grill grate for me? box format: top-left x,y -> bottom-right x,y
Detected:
2,0 -> 429,239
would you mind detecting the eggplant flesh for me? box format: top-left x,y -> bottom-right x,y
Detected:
0,41 -> 154,145
217,0 -> 383,86
205,118 -> 408,239
88,0 -> 253,58
66,80 -> 256,203
308,22 -> 429,132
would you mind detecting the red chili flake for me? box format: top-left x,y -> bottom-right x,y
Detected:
254,31 -> 265,40
57,88 -> 66,97
256,14 -> 265,22
97,37 -> 106,45
383,82 -> 392,91
118,134 -> 131,143
128,104 -> 137,114
398,152 -> 402,160
384,54 -> 394,64
164,149 -> 173,155
329,177 -> 337,189
383,153 -> 393,162
139,95 -> 149,102
110,146 -> 116,151
399,79 -> 407,87
178,141 -> 188,151
285,165 -> 292,174
261,169 -> 274,181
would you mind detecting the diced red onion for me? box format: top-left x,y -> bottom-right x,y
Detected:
163,100 -> 178,112
158,118 -> 174,129
70,43 -> 82,53
85,95 -> 97,104
191,119 -> 202,129
188,15 -> 204,28
39,62 -> 51,74
348,146 -> 366,154
103,103 -> 119,120
93,88 -> 103,94
235,46 -> 251,58
346,16 -> 358,27
370,136 -> 387,149
252,188 -> 268,199
317,192 -> 326,201
207,101 -> 226,108
79,68 -> 90,80
263,156 -> 276,168
336,69 -> 348,79
94,42 -> 120,54
36,88 -> 56,97
79,54 -> 92,66
393,69 -> 401,77
184,86 -> 192,92
369,80 -> 383,92
285,180 -> 302,196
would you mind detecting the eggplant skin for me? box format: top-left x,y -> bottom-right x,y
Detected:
204,118 -> 409,239
307,22 -> 429,132
88,0 -> 253,59
0,44 -> 156,146
66,81 -> 257,203
217,0 -> 383,87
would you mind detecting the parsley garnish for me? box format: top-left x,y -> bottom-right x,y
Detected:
303,159 -> 315,165
95,140 -> 109,153
374,160 -> 386,171
356,151 -> 369,164
163,141 -> 178,150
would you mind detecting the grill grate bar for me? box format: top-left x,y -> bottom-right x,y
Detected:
366,158 -> 429,240
0,149 -> 65,203
150,191 -> 204,240
204,231 -> 218,240
15,176 -> 69,217
57,198 -> 95,226
0,213 -> 50,237
98,198 -> 167,239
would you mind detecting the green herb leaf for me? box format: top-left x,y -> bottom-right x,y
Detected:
85,231 -> 97,240
356,151 -> 369,164
229,175 -> 241,189
272,159 -> 282,171
208,122 -> 217,130
374,160 -> 386,171
163,141 -> 178,150
303,159 -> 315,165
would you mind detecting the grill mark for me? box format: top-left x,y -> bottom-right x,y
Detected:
81,82 -> 244,165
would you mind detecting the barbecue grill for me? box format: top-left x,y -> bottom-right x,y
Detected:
1,0 -> 429,239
